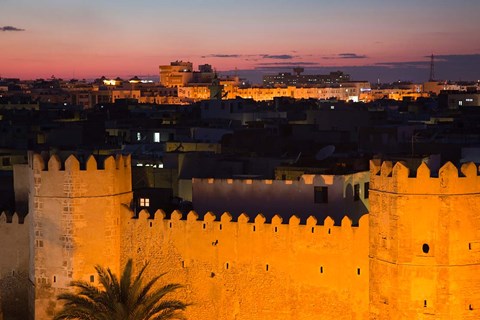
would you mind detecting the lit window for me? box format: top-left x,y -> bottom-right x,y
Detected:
154,132 -> 160,143
140,198 -> 150,207
466,98 -> 473,102
136,132 -> 141,141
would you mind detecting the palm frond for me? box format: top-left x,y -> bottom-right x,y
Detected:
55,258 -> 188,320
119,259 -> 133,305
144,299 -> 190,319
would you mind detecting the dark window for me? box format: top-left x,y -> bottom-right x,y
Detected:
2,158 -> 10,166
90,275 -> 94,283
422,243 -> 430,254
354,184 -> 360,201
314,186 -> 328,203
364,182 -> 369,199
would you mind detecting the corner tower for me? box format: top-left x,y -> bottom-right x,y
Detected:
369,160 -> 480,319
28,153 -> 132,319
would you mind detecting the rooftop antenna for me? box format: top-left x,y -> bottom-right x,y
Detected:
429,54 -> 435,81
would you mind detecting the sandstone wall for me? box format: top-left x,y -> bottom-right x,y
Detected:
0,212 -> 29,319
192,172 -> 370,225
369,160 -> 480,319
29,154 -> 132,319
121,210 -> 370,320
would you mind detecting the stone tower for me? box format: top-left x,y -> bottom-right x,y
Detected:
369,160 -> 480,319
28,153 -> 132,319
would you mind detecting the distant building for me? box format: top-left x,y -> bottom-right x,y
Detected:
159,61 -> 194,87
439,91 -> 480,109
159,61 -> 215,87
263,69 -> 350,87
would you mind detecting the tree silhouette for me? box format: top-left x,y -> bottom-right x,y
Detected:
54,259 -> 188,320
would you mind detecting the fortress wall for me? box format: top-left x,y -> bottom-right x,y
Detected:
0,212 -> 29,280
29,154 -> 132,320
121,210 -> 370,320
192,172 -> 370,225
369,160 -> 480,319
0,212 -> 29,319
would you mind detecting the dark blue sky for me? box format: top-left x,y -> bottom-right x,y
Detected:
224,54 -> 480,83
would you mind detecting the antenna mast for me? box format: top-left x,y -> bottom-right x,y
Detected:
429,54 -> 435,81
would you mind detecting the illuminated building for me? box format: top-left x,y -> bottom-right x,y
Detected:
263,69 -> 350,87
159,61 -> 194,87
178,82 -> 371,102
159,61 -> 215,87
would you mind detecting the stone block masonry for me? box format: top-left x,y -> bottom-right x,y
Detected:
1,154 -> 480,319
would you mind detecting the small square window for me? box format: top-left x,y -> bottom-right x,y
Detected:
139,198 -> 150,207
314,186 -> 328,204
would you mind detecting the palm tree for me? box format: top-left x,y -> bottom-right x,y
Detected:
54,259 -> 189,320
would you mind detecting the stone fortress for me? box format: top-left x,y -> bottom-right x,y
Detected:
0,153 -> 480,319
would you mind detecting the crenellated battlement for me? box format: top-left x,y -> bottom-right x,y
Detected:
192,171 -> 370,225
193,174 -> 332,186
0,211 -> 29,224
30,153 -> 132,198
121,208 -> 370,319
370,160 -> 480,194
31,153 -> 131,172
369,159 -> 480,318
127,209 -> 368,231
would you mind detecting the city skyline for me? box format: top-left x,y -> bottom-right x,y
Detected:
1,0 -> 480,82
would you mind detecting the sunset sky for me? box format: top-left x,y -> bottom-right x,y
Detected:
1,0 -> 480,82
